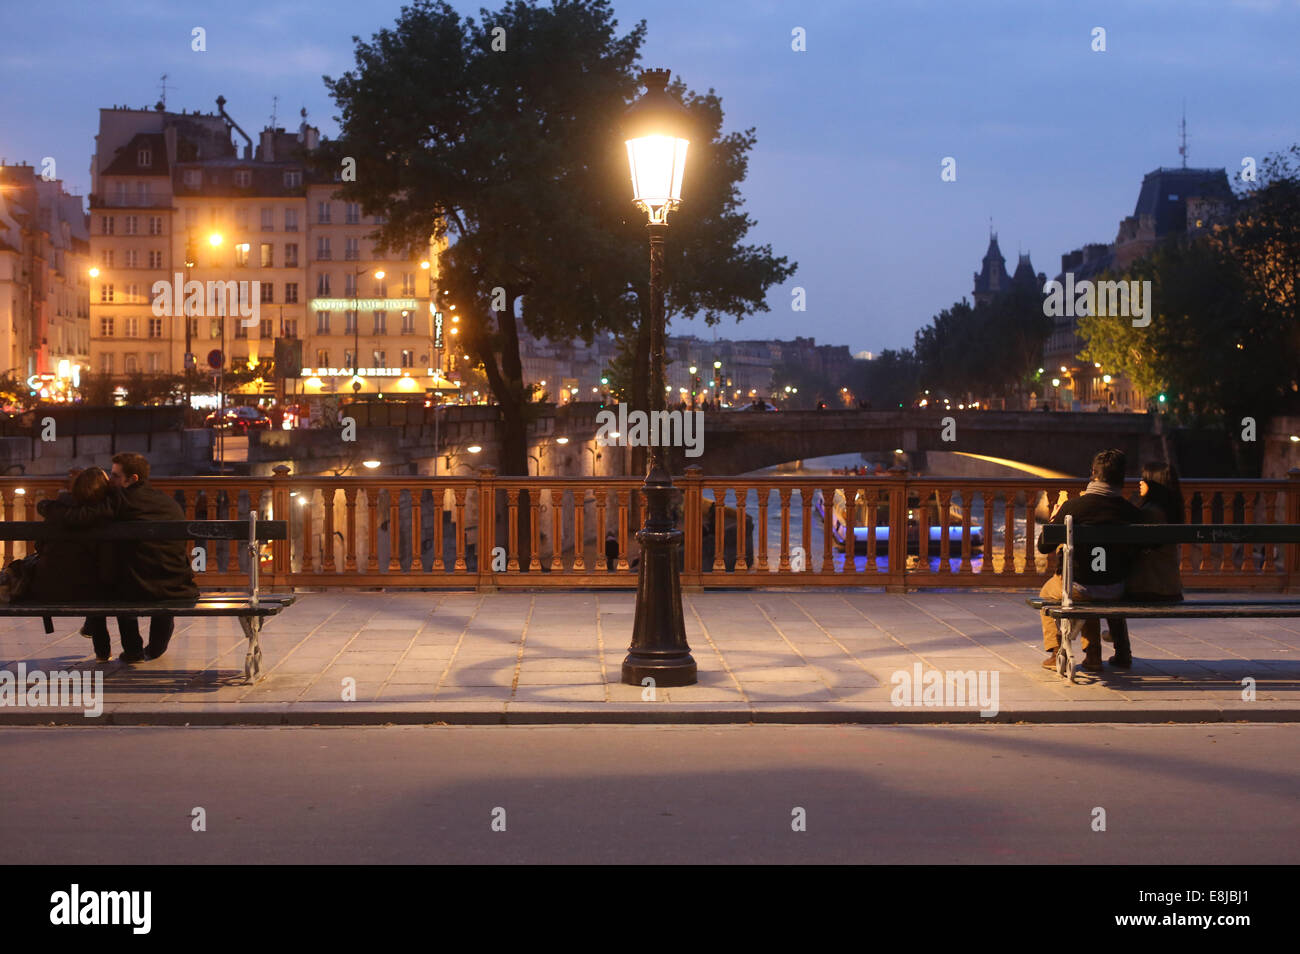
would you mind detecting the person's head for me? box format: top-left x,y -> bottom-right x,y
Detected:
72,466 -> 110,504
1139,461 -> 1184,523
66,467 -> 84,491
1090,448 -> 1127,487
110,452 -> 149,488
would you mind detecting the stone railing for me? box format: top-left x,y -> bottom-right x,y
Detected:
2,468 -> 1297,592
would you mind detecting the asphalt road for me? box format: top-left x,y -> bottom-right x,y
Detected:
2,724 -> 1297,864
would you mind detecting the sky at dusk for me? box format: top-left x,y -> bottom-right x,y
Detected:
2,0 -> 1298,356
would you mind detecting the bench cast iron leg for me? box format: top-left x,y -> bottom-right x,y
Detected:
1057,619 -> 1081,683
238,616 -> 263,684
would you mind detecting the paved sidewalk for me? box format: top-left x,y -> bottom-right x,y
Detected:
3,591 -> 1299,724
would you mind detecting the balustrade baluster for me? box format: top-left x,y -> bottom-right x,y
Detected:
712,486 -> 727,573
778,487 -> 792,572
452,486 -> 467,572
616,489 -> 630,572
821,485 -> 836,575
756,489 -> 769,573
594,489 -> 608,574
529,489 -> 542,572
506,488 -> 520,572
389,488 -> 402,572
551,488 -> 564,573
322,487 -> 337,572
572,489 -> 586,572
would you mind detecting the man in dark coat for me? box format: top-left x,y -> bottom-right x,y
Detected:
1035,448 -> 1142,672
109,452 -> 199,661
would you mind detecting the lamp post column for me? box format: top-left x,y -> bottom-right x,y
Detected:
623,221 -> 696,687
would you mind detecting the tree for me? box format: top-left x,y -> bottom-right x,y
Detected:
322,0 -> 794,480
857,348 -> 921,409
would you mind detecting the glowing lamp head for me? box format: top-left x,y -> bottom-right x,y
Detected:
624,69 -> 690,225
362,460 -> 382,469
208,233 -> 223,247
556,437 -> 570,445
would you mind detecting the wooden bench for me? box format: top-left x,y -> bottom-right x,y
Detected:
1,511 -> 294,682
1029,517 -> 1300,681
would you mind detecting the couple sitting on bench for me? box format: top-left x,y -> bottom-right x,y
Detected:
25,452 -> 198,663
1037,448 -> 1183,673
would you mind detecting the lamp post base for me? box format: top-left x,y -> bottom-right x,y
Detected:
623,481 -> 696,687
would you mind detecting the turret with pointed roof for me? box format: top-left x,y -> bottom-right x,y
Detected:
972,232 -> 1012,305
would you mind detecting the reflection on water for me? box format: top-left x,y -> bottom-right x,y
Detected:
722,453 -> 1038,573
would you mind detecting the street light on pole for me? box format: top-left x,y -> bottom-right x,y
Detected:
621,68 -> 696,687
351,267 -> 385,395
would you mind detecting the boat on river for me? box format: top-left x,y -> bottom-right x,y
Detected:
813,488 -> 983,555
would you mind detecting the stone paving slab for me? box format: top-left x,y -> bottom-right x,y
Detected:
2,590 -> 1300,724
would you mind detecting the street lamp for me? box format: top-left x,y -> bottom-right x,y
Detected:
621,68 -> 696,687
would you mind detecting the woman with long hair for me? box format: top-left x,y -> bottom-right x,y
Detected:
28,466 -> 117,661
1106,462 -> 1185,668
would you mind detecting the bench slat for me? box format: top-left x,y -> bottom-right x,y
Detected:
1045,602 -> 1300,619
0,595 -> 296,618
0,520 -> 288,542
1039,523 -> 1300,546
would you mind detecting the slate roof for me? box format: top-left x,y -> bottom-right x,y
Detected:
1132,167 -> 1233,236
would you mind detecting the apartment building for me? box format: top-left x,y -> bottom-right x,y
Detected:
0,161 -> 91,396
88,100 -> 443,401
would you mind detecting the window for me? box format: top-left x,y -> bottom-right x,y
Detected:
282,318 -> 298,338
284,208 -> 298,232
138,148 -> 152,168
184,207 -> 197,229
345,202 -> 361,225
284,243 -> 298,267
234,243 -> 250,267
343,349 -> 354,368
260,243 -> 273,268
124,317 -> 139,338
344,237 -> 359,261
372,350 -> 386,367
210,318 -> 222,339
315,237 -> 331,261
284,282 -> 298,304
315,273 -> 331,296
260,282 -> 273,304
100,284 -> 114,303
124,248 -> 139,268
260,318 -> 273,339
114,182 -> 127,206
235,170 -> 252,188
344,311 -> 357,334
124,353 -> 138,373
401,349 -> 414,368
101,250 -> 114,268
316,349 -> 330,366
100,353 -> 114,373
136,182 -> 150,204
401,272 -> 415,295
148,216 -> 163,236
344,273 -> 356,296
124,215 -> 139,235
101,216 -> 114,235
401,311 -> 415,334
260,207 -> 274,231
148,317 -> 163,338
146,352 -> 161,372
374,278 -> 387,298
148,250 -> 163,269
316,201 -> 331,224
315,311 -> 330,334
283,170 -> 302,189
372,311 -> 387,334
124,283 -> 140,303
183,169 -> 201,188
234,321 -> 247,339
100,317 -> 114,337
235,207 -> 250,229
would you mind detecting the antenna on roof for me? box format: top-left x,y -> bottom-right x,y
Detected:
158,73 -> 171,110
1178,100 -> 1188,169
270,95 -> 279,129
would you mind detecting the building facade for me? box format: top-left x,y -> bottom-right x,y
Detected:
0,161 -> 91,398
87,101 -> 445,403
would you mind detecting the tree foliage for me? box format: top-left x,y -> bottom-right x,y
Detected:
321,0 -> 794,476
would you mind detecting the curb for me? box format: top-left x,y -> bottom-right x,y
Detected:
4,706 -> 1299,727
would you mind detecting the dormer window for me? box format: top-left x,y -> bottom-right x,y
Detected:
183,169 -> 201,189
235,169 -> 252,188
283,170 -> 302,188
138,148 -> 152,168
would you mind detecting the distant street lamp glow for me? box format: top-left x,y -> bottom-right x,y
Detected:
362,460 -> 382,469
467,444 -> 482,454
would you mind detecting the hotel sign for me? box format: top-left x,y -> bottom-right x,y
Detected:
301,368 -> 444,378
309,298 -> 418,311
434,311 -> 444,349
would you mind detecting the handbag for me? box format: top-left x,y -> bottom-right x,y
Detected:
1,554 -> 40,603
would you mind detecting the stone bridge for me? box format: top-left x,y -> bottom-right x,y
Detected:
245,404 -> 1166,478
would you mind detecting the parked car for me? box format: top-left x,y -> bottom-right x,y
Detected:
205,406 -> 271,432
